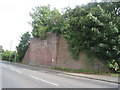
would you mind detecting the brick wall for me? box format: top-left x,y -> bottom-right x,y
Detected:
56,35 -> 108,72
22,32 -> 57,67
22,33 -> 108,72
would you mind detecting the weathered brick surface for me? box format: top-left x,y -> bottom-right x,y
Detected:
22,33 -> 57,66
56,35 -> 108,72
22,33 -> 108,72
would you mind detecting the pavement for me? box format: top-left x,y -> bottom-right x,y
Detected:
62,71 -> 119,84
0,60 -> 119,88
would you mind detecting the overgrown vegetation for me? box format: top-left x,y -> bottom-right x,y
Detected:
62,2 -> 120,72
30,2 -> 120,72
16,32 -> 31,62
30,5 -> 62,39
53,67 -> 99,74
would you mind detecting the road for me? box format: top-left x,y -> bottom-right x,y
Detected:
0,60 -> 119,88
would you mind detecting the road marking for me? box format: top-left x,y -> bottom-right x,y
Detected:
1,64 -> 7,68
39,79 -> 59,86
9,68 -> 22,73
31,75 -> 40,80
30,75 -> 59,86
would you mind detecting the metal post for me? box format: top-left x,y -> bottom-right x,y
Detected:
9,40 -> 13,62
14,50 -> 17,62
0,45 -> 2,60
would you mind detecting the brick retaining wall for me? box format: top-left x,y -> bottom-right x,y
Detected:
22,33 -> 108,72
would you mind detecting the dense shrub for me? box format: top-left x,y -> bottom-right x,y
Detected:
62,2 -> 120,71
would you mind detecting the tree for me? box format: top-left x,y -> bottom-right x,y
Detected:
30,5 -> 62,39
47,8 -> 63,34
62,2 -> 120,71
16,32 -> 31,62
1,50 -> 16,62
30,5 -> 51,38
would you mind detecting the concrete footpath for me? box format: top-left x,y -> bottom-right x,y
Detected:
46,68 -> 119,84
61,71 -> 119,84
2,61 -> 120,84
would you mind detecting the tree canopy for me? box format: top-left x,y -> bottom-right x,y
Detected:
62,2 -> 120,71
30,5 -> 62,39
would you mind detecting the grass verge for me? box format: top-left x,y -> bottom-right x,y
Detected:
52,67 -> 119,77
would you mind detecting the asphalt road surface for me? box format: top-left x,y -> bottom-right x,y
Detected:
0,60 -> 119,88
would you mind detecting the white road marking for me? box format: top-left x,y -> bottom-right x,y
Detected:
31,75 -> 39,80
9,68 -> 22,73
1,64 -> 7,68
39,79 -> 59,86
30,75 -> 59,86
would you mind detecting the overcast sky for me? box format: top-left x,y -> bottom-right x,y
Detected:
0,0 -> 95,51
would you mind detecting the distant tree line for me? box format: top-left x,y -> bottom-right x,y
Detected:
1,49 -> 16,62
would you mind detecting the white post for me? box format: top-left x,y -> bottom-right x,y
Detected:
9,40 -> 13,62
